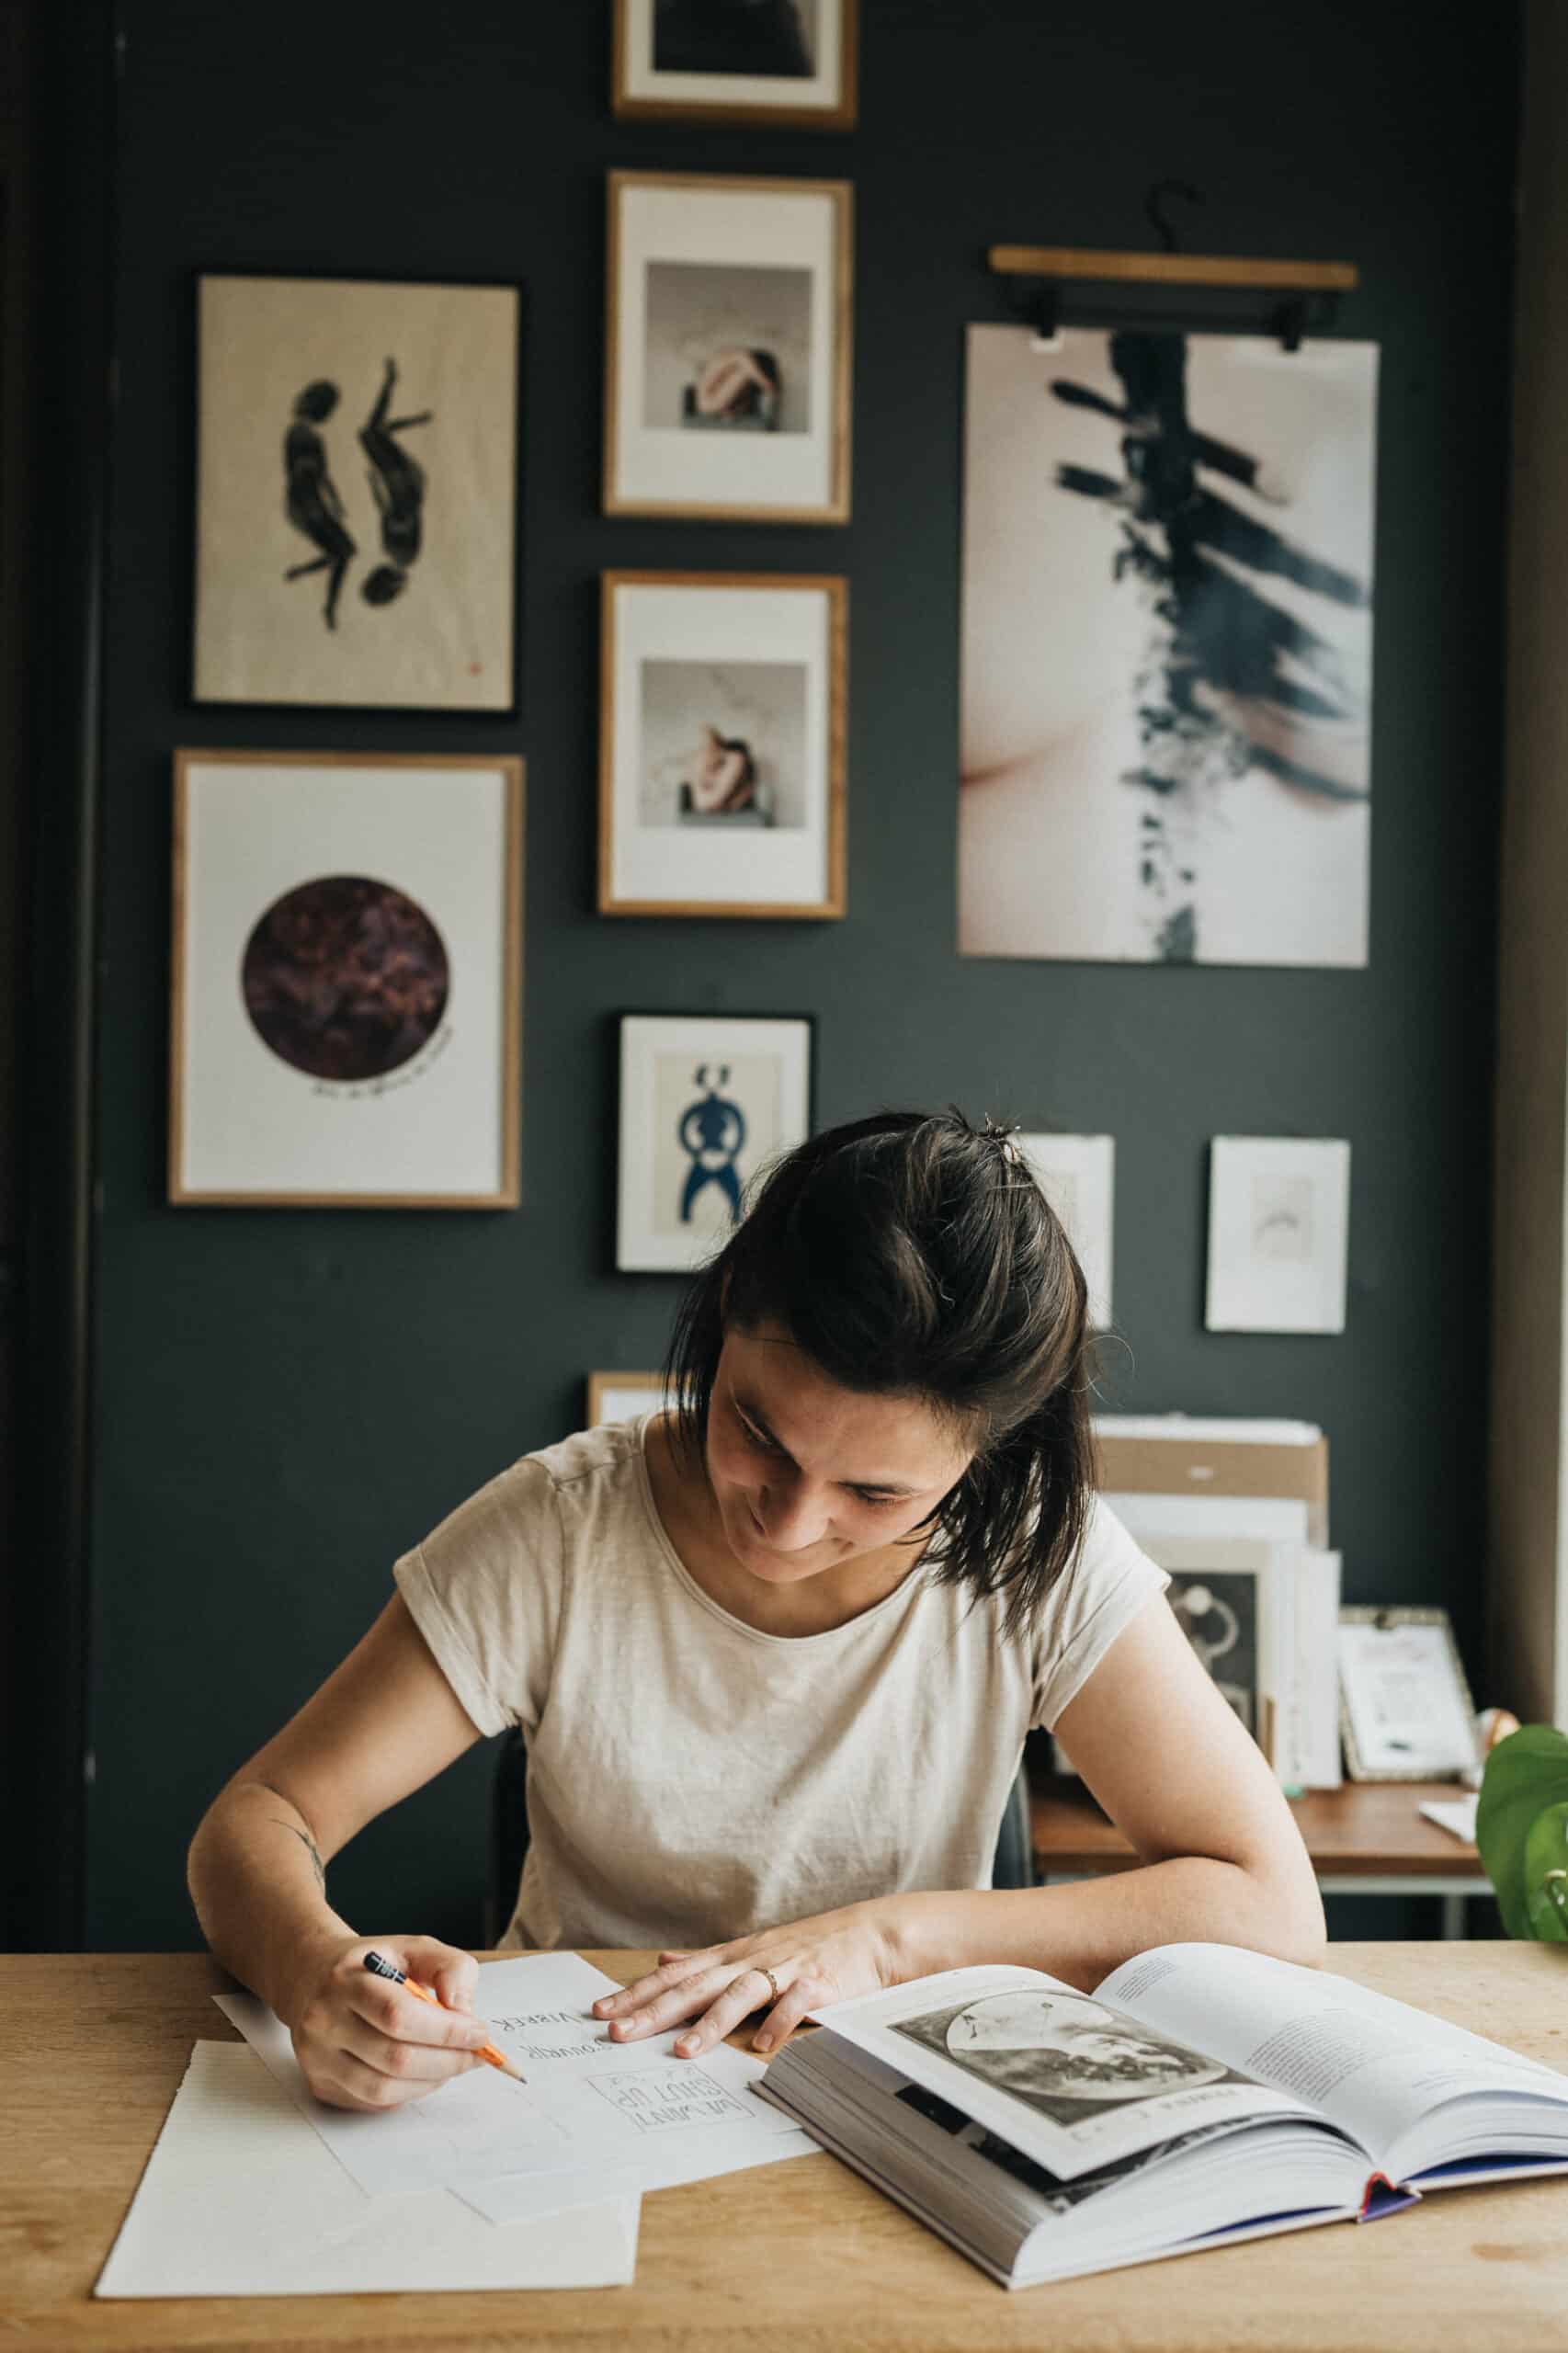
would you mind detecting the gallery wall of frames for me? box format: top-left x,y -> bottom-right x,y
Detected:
78,0 -> 1517,1949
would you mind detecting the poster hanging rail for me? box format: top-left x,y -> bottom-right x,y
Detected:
986,246 -> 1358,351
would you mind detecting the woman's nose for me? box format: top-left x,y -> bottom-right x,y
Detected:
756,1481 -> 830,1551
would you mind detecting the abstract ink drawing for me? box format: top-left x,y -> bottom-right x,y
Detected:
283,381 -> 357,631
676,1064 -> 746,1223
1052,332 -> 1369,962
282,358 -> 431,630
359,358 -> 432,606
959,326 -> 1378,969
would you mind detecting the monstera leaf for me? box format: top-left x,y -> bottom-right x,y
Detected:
1476,1724 -> 1568,1939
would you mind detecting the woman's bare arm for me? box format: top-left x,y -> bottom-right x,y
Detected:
187,1594 -> 495,2105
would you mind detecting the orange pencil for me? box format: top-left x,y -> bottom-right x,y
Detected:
362,1949 -> 527,2083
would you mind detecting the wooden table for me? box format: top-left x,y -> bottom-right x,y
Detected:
1033,1774 -> 1488,1934
6,1946 -> 1568,2351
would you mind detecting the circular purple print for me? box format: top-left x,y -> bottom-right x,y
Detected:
241,875 -> 449,1083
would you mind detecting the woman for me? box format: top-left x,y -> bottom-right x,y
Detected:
188,1111 -> 1324,2114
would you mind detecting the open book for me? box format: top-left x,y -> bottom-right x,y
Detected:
758,1943 -> 1568,2289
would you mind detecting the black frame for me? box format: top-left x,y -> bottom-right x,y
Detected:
187,264 -> 526,719
611,1008 -> 819,1275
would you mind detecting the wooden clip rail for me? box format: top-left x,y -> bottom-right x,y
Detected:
988,246 -> 1358,293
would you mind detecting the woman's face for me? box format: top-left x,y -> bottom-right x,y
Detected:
704,1321 -> 974,1588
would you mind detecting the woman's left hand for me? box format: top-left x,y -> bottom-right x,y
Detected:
591,1898 -> 915,2059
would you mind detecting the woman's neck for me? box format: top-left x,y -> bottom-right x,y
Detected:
642,1413 -> 925,1638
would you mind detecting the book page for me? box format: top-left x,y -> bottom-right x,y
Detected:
801,1966 -> 1323,2182
1097,1944 -> 1568,2166
96,2041 -> 639,2298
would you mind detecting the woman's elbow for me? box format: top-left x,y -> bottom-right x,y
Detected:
1257,1852 -> 1327,1970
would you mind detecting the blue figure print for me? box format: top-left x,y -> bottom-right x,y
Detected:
677,1064 -> 746,1226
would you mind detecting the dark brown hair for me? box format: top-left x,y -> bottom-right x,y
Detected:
665,1109 -> 1096,1634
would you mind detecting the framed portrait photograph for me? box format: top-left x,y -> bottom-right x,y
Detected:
1205,1137 -> 1351,1335
586,1371 -> 670,1427
170,750 -> 523,1208
1015,1132 -> 1115,1328
1339,1607 -> 1479,1782
605,170 -> 852,524
612,0 -> 858,130
617,1012 -> 813,1272
599,571 -> 846,919
193,272 -> 520,711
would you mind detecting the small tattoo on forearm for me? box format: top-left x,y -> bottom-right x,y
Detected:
271,1819 -> 326,1890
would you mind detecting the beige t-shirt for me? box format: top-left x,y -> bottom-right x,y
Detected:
394,1417 -> 1167,1952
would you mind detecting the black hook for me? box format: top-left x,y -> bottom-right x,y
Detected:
1144,179 -> 1203,255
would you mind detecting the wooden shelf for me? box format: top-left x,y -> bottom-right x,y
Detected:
1031,1772 -> 1486,1882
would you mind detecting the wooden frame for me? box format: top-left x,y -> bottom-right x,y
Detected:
168,748 -> 523,1210
190,268 -> 523,714
598,569 -> 847,920
612,0 -> 859,131
586,1371 -> 668,1427
604,170 -> 853,525
1338,1607 -> 1479,1784
615,1009 -> 816,1272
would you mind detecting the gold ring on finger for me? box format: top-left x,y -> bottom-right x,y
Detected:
759,1965 -> 780,2007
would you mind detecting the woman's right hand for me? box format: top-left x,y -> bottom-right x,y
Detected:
286,1932 -> 494,2111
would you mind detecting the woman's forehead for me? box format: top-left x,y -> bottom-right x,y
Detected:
720,1323 -> 971,1486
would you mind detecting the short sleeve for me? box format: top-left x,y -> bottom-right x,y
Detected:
1028,1498 -> 1170,1731
392,1455 -> 564,1739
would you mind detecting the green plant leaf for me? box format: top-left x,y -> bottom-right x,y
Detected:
1477,1725 -> 1568,1938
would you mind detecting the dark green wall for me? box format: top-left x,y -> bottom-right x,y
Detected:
86,1 -> 1517,1949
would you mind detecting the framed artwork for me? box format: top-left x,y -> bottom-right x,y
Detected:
193,272 -> 520,711
1139,1534 -> 1283,1769
169,750 -> 523,1208
1339,1607 -> 1479,1782
617,1012 -> 813,1272
959,325 -> 1377,968
586,1371 -> 669,1427
604,171 -> 853,524
1015,1132 -> 1115,1328
1205,1137 -> 1351,1335
599,571 -> 847,919
612,0 -> 858,130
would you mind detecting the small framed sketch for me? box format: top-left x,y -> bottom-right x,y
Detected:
1206,1137 -> 1351,1335
193,271 -> 520,711
1141,1535 -> 1282,1768
617,1012 -> 813,1272
600,571 -> 846,919
612,0 -> 858,130
1015,1132 -> 1115,1328
170,750 -> 523,1208
587,1371 -> 669,1427
1339,1607 -> 1479,1782
605,170 -> 853,524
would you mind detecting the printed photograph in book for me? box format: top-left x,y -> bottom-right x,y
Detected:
958,325 -> 1378,967
614,0 -> 858,129
193,273 -> 519,710
892,1989 -> 1242,2129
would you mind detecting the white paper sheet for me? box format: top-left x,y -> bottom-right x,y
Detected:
217,1951 -> 804,2203
95,2041 -> 639,2299
1419,1793 -> 1479,1843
